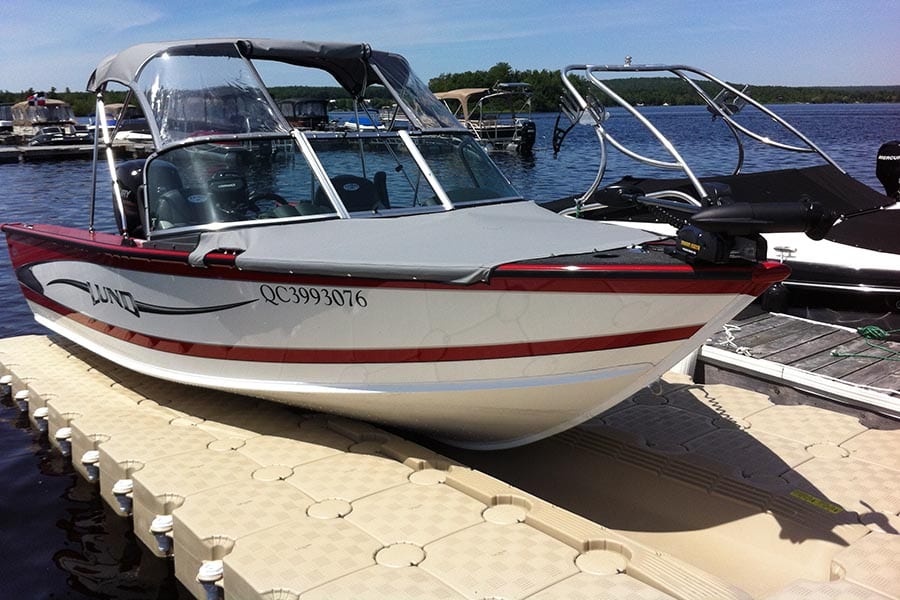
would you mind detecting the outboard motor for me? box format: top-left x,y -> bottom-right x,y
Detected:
876,140 -> 900,200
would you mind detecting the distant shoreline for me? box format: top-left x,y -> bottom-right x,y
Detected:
2,78 -> 897,117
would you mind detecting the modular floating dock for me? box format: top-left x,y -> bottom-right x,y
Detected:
1,333 -> 898,599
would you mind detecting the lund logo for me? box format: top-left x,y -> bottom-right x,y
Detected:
45,277 -> 258,318
89,283 -> 140,316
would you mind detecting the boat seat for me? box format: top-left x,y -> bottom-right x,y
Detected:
113,159 -> 146,237
315,173 -> 389,212
154,189 -> 196,229
374,171 -> 390,208
147,160 -> 217,230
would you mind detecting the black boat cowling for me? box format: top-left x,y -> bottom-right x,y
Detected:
877,140 -> 900,200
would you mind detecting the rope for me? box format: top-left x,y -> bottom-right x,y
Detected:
716,323 -> 753,357
856,325 -> 899,340
830,325 -> 900,362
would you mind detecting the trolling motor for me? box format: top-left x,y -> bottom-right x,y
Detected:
599,182 -> 838,264
876,140 -> 900,200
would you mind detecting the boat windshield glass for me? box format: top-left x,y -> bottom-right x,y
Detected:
137,51 -> 288,146
117,41 -> 519,236
371,56 -> 461,129
144,139 -> 337,233
142,131 -> 519,234
309,133 -> 519,210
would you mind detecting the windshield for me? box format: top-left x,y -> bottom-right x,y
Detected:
371,55 -> 460,129
102,40 -> 521,237
137,51 -> 288,146
141,131 -> 520,234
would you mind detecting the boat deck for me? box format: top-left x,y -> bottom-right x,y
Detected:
1,334 -> 898,599
699,311 -> 900,417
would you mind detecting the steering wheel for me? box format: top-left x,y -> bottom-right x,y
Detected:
246,191 -> 293,218
249,190 -> 289,207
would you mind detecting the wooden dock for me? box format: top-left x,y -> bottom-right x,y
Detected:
0,139 -> 153,163
1,333 -> 898,599
699,311 -> 900,418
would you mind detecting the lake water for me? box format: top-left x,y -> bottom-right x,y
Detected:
0,104 -> 898,598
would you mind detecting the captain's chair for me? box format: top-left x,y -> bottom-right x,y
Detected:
315,173 -> 390,212
146,159 -> 219,230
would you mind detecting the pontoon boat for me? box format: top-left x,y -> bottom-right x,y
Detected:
435,83 -> 536,154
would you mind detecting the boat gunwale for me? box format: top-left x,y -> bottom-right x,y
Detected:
3,221 -> 788,296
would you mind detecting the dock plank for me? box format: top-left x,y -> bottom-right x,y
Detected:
764,329 -> 860,365
804,339 -> 896,380
786,338 -> 872,373
729,314 -> 796,339
706,314 -> 794,347
735,319 -> 820,355
863,370 -> 900,396
841,361 -> 900,389
833,337 -> 900,391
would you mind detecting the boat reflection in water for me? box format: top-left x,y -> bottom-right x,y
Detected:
1,40 -> 816,448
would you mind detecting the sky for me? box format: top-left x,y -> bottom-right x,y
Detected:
1,0 -> 898,93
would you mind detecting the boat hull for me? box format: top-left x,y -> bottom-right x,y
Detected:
763,230 -> 900,314
4,224 -> 786,447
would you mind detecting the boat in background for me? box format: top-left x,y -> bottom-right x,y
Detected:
3,40 -> 815,448
278,97 -> 331,129
543,62 -> 899,321
435,83 -> 536,154
11,93 -> 93,145
0,103 -> 12,139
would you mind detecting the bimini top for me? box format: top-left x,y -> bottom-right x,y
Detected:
435,85 -> 532,121
87,39 -> 395,97
86,38 -> 460,144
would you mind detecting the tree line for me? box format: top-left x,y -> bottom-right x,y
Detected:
428,63 -> 900,111
2,64 -> 897,116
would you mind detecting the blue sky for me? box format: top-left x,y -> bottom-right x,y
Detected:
1,0 -> 898,92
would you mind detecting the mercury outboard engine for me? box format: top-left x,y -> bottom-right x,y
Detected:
877,140 -> 900,200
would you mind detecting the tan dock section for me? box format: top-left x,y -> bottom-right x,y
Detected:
1,334 -> 898,599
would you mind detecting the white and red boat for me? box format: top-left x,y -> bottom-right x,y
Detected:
3,40 -> 805,448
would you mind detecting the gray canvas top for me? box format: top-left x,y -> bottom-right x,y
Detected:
87,38 -> 402,97
187,201 -> 661,285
